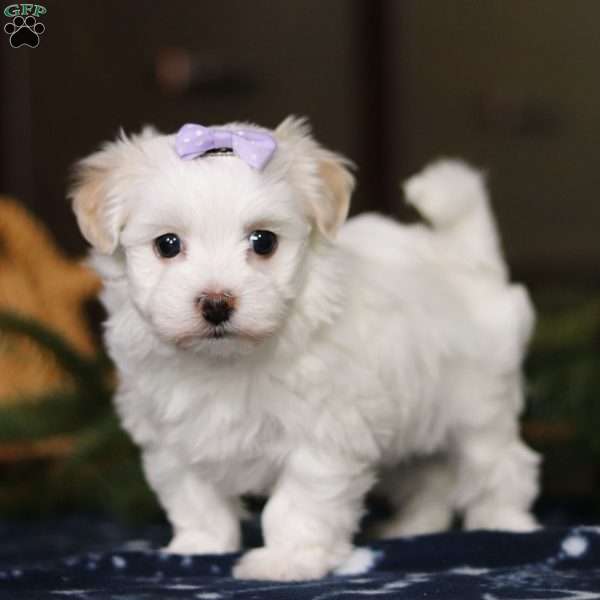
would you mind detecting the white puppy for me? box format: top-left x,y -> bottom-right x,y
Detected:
70,117 -> 540,581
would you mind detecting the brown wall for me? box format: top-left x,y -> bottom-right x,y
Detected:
386,0 -> 600,280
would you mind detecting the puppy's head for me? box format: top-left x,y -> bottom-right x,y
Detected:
70,117 -> 354,356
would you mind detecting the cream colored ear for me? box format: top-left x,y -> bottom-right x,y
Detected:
70,167 -> 114,253
275,116 -> 355,237
69,141 -> 129,254
312,155 -> 354,237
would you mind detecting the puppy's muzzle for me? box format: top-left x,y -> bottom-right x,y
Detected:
197,292 -> 235,326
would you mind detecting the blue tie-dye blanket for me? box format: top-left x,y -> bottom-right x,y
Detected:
2,519 -> 600,599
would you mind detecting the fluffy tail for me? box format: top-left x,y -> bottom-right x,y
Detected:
403,159 -> 507,280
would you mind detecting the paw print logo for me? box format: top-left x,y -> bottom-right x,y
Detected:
4,15 -> 45,48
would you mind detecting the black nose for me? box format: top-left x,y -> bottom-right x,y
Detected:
201,298 -> 233,326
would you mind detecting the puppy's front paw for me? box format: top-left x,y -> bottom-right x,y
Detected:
164,530 -> 240,555
233,545 -> 347,581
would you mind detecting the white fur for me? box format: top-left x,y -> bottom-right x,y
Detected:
71,118 -> 540,582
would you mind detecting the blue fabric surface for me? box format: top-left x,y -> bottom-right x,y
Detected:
2,519 -> 600,599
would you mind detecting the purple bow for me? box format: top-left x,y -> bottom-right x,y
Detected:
174,123 -> 277,170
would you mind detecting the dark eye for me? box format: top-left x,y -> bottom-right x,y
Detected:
249,230 -> 278,256
155,233 -> 181,258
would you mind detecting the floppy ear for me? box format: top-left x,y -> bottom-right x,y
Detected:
69,134 -> 135,254
275,116 -> 355,238
70,162 -> 119,254
312,151 -> 355,237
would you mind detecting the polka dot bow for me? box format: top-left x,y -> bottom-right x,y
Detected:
174,123 -> 277,170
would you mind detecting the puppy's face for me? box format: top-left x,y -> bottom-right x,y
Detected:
71,118 -> 354,357
119,152 -> 309,355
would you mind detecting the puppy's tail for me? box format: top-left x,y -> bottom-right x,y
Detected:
403,159 -> 507,279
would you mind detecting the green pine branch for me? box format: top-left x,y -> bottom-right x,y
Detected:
0,311 -> 111,404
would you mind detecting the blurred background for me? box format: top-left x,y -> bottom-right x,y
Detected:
0,0 -> 599,526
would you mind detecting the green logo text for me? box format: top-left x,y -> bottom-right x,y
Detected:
4,4 -> 46,18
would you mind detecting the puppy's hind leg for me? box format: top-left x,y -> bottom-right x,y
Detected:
450,372 -> 540,532
372,456 -> 455,539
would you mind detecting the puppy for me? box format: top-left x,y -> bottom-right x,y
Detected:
70,117 -> 539,581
